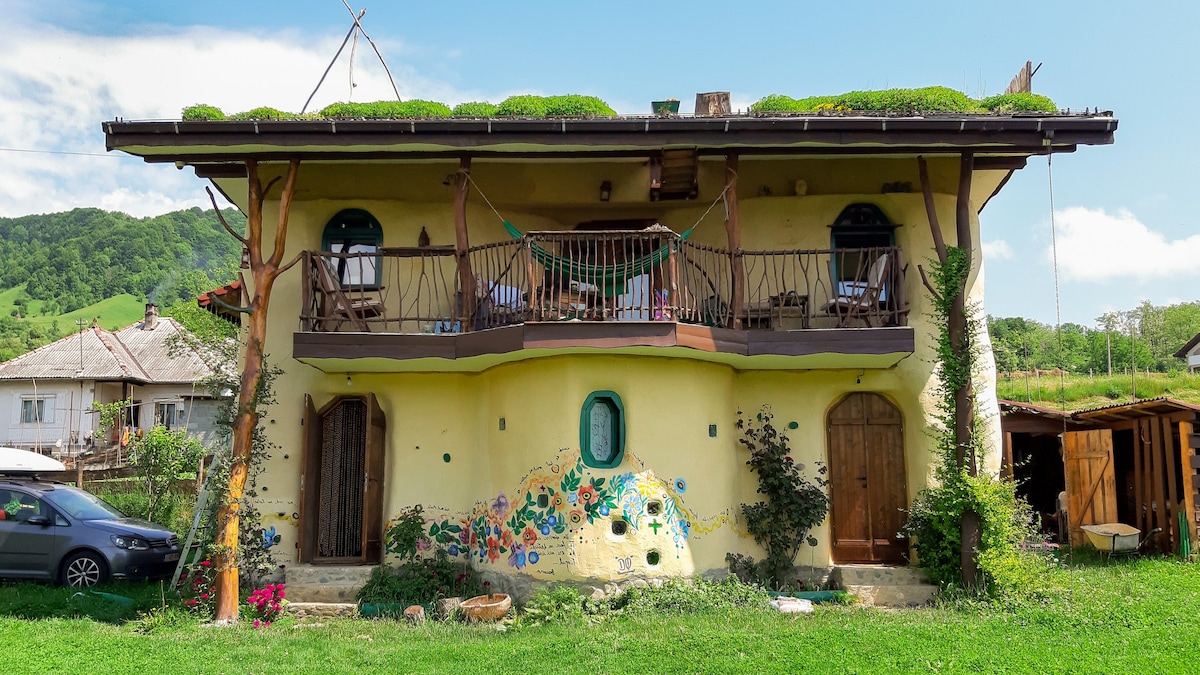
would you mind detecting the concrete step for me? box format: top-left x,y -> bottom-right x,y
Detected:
832,565 -> 938,607
283,564 -> 374,603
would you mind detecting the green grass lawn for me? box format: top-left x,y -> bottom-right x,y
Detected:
2,557 -> 1198,674
996,371 -> 1200,411
0,285 -> 146,331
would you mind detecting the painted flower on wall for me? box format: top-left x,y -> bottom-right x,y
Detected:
578,485 -> 597,505
522,527 -> 538,547
508,543 -> 528,569
486,536 -> 502,563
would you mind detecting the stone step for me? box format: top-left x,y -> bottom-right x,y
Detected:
842,583 -> 939,607
283,564 -> 375,603
286,602 -> 359,619
832,564 -> 930,587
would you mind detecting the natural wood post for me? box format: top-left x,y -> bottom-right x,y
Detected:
211,158 -> 304,624
918,153 -> 981,586
724,153 -> 744,330
453,157 -> 476,327
75,460 -> 83,490
1180,420 -> 1198,548
695,92 -> 732,116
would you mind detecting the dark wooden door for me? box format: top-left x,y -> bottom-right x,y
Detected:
299,394 -> 386,564
828,393 -> 908,564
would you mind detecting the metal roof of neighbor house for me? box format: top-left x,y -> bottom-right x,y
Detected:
0,318 -> 215,385
102,113 -> 1118,165
1174,332 -> 1200,359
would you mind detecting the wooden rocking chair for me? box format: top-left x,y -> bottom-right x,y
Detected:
822,252 -> 889,327
314,256 -> 383,331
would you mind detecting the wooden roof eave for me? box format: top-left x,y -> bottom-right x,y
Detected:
102,115 -> 1116,164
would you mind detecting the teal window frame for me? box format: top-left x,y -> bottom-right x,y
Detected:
580,390 -> 625,469
321,208 -> 384,289
829,203 -> 896,296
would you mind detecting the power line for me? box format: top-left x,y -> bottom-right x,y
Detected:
0,147 -> 130,159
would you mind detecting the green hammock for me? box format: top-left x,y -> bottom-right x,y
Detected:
503,221 -> 695,296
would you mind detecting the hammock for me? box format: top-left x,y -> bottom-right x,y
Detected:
502,220 -> 696,296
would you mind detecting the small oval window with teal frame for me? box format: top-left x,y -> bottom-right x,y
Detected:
580,390 -> 625,469
322,208 -> 383,289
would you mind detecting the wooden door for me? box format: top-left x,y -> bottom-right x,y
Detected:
828,393 -> 908,564
1063,429 -> 1117,547
298,394 -> 387,564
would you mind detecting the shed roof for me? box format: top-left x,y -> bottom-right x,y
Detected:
1000,397 -> 1200,427
1174,332 -> 1200,359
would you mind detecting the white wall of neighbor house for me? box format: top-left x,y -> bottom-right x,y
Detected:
1188,350 -> 1200,374
0,380 -> 226,453
0,379 -> 97,452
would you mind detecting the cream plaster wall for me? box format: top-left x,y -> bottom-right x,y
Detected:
235,156 -> 1004,583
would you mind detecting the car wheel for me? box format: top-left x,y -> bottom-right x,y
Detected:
61,551 -> 108,588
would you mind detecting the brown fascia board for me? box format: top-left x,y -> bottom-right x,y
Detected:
102,114 -> 1117,164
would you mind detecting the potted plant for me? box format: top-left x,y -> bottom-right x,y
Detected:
651,99 -> 680,115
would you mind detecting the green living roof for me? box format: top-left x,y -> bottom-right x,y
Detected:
181,88 -> 1058,122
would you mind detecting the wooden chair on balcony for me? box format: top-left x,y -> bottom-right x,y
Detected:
822,252 -> 890,328
314,256 -> 383,332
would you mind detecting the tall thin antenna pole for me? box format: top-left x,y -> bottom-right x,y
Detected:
300,11 -> 364,114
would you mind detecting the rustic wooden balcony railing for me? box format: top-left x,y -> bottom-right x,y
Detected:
299,236 -> 907,334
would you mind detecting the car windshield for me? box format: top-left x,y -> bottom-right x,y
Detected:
47,488 -> 126,520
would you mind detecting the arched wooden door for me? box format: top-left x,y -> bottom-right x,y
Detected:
827,393 -> 908,564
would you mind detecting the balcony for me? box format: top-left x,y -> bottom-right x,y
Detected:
293,231 -> 914,372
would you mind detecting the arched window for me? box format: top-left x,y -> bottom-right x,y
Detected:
829,203 -> 897,299
580,390 -> 625,469
322,209 -> 383,288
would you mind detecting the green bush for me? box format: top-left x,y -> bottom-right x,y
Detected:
611,577 -> 770,614
979,93 -> 1057,112
752,87 -> 1057,115
228,107 -> 292,120
543,95 -> 616,117
181,104 -> 225,120
355,549 -> 482,609
451,101 -> 499,117
729,406 -> 828,590
496,95 -> 549,117
520,585 -> 587,625
91,485 -> 195,536
317,100 -> 452,119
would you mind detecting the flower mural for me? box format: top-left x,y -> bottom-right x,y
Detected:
416,449 -> 731,577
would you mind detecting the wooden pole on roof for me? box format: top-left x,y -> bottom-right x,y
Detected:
724,153 -> 744,330
454,157 -> 477,326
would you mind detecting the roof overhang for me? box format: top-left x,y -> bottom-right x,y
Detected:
103,114 -> 1117,167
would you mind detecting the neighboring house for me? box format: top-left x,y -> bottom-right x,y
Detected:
103,100 -> 1116,595
1000,398 -> 1199,555
0,304 -> 225,457
1175,333 -> 1200,374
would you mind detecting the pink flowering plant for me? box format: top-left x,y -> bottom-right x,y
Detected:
244,583 -> 287,627
176,558 -> 216,618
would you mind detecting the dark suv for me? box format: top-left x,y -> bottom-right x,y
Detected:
0,477 -> 181,587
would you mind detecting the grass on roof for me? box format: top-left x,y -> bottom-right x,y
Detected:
180,87 -> 1057,121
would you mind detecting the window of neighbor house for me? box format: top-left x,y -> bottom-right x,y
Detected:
322,209 -> 384,288
580,391 -> 625,469
20,397 -> 50,424
155,402 -> 181,430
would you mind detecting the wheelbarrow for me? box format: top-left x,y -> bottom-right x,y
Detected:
1080,523 -> 1162,561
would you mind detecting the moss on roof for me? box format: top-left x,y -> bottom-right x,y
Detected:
180,88 -> 1058,121
750,87 -> 1056,114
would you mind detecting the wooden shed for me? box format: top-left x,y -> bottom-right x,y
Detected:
1000,398 -> 1199,555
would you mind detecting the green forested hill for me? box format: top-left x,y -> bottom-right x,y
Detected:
0,207 -> 244,360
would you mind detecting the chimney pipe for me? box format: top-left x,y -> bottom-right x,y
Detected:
144,303 -> 159,330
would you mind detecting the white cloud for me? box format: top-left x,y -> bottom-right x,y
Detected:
1052,206 -> 1200,282
0,17 -> 478,217
982,240 -> 1013,260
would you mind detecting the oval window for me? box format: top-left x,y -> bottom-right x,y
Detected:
580,390 -> 624,469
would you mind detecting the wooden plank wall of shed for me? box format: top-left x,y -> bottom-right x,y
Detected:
1107,412 -> 1194,554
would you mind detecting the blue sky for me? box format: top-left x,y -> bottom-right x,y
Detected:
2,0 -> 1198,326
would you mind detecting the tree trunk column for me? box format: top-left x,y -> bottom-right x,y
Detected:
454,157 -> 476,326
724,153 -> 744,330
